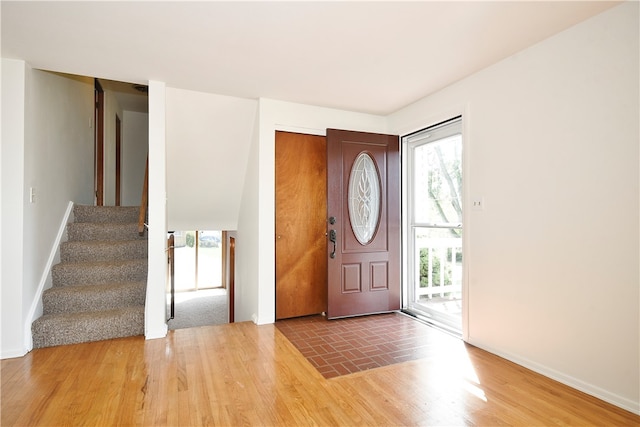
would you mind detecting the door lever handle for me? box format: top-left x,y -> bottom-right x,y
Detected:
329,229 -> 337,259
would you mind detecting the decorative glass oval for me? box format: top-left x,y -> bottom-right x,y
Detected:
348,152 -> 381,245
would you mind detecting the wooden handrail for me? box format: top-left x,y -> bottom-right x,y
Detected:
138,155 -> 149,236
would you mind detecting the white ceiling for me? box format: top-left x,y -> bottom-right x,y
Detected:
1,1 -> 619,115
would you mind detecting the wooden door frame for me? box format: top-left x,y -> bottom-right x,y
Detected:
229,236 -> 235,323
94,79 -> 104,206
115,114 -> 121,206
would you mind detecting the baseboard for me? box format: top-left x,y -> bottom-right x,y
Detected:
145,324 -> 168,340
23,201 -> 74,352
253,313 -> 275,325
468,337 -> 640,415
1,347 -> 28,360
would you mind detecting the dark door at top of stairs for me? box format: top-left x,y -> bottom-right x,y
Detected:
94,79 -> 104,206
116,114 -> 121,206
275,131 -> 328,320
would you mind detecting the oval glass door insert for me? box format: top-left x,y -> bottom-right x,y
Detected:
348,152 -> 381,245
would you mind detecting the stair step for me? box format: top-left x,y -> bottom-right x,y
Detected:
43,282 -> 146,315
52,259 -> 147,287
67,222 -> 146,242
31,306 -> 145,349
74,205 -> 140,223
61,240 -> 147,262
32,204 -> 149,349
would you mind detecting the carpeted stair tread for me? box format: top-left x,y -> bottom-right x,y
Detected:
32,204 -> 148,349
43,282 -> 146,315
31,306 -> 145,349
67,222 -> 146,242
73,204 -> 140,223
61,240 -> 147,262
52,259 -> 147,287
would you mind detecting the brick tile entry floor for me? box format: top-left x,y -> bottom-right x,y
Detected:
275,312 -> 459,379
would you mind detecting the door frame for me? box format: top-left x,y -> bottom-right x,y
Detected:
228,235 -> 235,323
400,112 -> 470,342
94,79 -> 104,206
115,114 -> 121,206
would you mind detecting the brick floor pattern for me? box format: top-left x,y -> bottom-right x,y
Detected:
276,312 -> 446,379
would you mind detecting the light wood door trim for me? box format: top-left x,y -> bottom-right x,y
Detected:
275,131 -> 328,319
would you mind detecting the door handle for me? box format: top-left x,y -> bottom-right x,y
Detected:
329,229 -> 337,259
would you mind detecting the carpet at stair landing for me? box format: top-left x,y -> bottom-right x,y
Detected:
168,288 -> 228,330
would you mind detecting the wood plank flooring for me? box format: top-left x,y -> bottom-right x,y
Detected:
2,321 -> 638,426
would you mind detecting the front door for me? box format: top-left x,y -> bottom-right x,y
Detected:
326,129 -> 400,319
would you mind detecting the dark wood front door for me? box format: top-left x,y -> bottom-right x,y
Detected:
275,131 -> 328,319
326,129 -> 400,319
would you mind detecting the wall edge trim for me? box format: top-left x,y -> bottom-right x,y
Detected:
23,201 -> 74,352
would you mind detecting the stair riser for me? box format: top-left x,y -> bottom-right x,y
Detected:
74,205 -> 140,223
43,283 -> 146,315
67,223 -> 146,242
61,241 -> 147,262
31,307 -> 145,349
52,261 -> 147,287
32,204 -> 148,349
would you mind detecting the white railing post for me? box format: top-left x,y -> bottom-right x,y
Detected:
414,235 -> 463,302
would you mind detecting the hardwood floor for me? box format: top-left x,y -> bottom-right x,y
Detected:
2,321 -> 638,426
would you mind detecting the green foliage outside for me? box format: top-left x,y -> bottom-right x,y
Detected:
186,232 -> 195,248
426,143 -> 462,238
419,247 -> 458,287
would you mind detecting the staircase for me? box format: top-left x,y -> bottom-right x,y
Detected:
31,205 -> 147,349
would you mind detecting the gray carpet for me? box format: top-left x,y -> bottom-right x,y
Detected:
168,288 -> 228,330
31,205 -> 147,349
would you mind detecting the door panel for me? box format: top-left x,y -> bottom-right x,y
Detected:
326,129 -> 400,319
275,131 -> 328,320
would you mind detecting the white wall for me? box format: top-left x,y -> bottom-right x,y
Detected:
235,110 -> 261,323
165,88 -> 257,231
237,98 -> 388,324
1,59 -> 26,358
1,63 -> 95,357
389,2 -> 639,413
144,80 -> 168,340
121,111 -> 148,206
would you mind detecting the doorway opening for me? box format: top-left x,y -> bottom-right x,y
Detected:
168,230 -> 229,329
173,230 -> 223,292
403,117 -> 463,335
